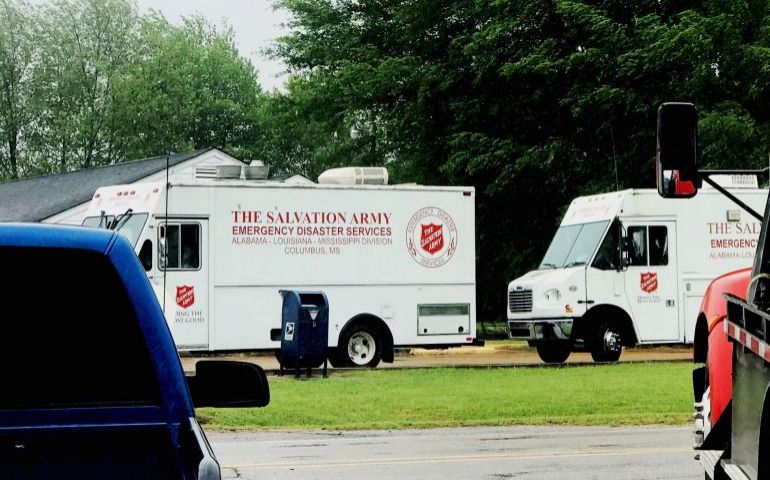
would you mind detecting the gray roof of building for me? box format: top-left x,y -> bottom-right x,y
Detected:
0,149 -> 212,222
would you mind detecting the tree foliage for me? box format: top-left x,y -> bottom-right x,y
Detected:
263,0 -> 770,322
0,0 -> 262,177
6,0 -> 770,324
28,0 -> 137,173
0,0 -> 34,179
110,14 -> 262,160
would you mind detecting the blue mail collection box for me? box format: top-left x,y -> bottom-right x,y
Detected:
279,291 -> 329,370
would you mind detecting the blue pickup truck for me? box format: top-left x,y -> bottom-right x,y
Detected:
0,224 -> 269,479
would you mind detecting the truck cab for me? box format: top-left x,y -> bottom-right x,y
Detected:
0,223 -> 269,478
508,195 -> 627,363
508,183 -> 765,363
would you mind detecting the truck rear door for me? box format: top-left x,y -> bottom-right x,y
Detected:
159,219 -> 210,350
623,221 -> 680,342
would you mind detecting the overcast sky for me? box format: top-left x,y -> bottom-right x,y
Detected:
135,0 -> 291,91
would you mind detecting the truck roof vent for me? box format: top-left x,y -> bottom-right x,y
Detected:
317,167 -> 388,185
243,160 -> 269,180
194,166 -> 218,179
704,174 -> 759,189
216,165 -> 242,179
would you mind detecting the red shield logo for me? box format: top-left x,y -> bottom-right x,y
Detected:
420,223 -> 444,255
640,273 -> 658,293
176,285 -> 195,309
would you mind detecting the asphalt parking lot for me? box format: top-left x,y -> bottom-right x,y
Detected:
211,425 -> 700,480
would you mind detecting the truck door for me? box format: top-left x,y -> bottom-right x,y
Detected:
623,221 -> 679,342
158,220 -> 209,350
585,219 -> 625,318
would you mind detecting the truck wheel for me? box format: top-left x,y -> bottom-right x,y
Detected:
535,341 -> 572,363
590,321 -> 622,362
332,324 -> 382,368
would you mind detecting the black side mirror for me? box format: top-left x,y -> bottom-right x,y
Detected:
615,224 -> 627,271
621,236 -> 633,268
657,102 -> 700,198
187,361 -> 270,408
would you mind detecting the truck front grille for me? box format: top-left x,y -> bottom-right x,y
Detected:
508,289 -> 533,313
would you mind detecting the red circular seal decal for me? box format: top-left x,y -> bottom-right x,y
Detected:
406,207 -> 458,268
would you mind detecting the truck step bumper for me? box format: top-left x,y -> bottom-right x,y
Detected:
698,449 -> 722,480
507,319 -> 574,341
719,461 -> 752,480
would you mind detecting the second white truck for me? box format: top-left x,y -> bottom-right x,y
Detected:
507,180 -> 767,363
83,168 -> 477,367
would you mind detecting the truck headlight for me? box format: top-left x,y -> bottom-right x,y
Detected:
543,288 -> 561,303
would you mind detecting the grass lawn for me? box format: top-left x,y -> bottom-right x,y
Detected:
198,362 -> 692,430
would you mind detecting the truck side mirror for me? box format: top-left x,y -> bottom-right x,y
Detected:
613,224 -> 626,271
621,236 -> 633,269
158,225 -> 168,269
657,102 -> 700,198
187,361 -> 270,408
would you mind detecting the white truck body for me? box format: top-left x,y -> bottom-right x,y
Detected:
507,183 -> 767,349
84,177 -> 476,357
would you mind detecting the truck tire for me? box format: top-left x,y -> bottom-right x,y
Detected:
331,324 -> 382,368
590,321 -> 622,362
535,341 -> 572,363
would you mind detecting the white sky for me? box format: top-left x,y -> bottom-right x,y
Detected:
135,0 -> 291,91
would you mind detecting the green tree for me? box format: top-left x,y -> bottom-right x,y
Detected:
110,13 -> 262,160
268,0 -> 770,323
28,0 -> 138,173
0,0 -> 34,179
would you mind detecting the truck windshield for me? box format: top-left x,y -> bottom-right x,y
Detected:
82,213 -> 148,247
540,220 -> 609,269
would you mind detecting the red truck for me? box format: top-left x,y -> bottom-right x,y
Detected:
657,102 -> 770,480
692,268 -> 748,449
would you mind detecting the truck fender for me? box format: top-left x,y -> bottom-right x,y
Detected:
339,314 -> 395,363
707,318 -> 733,431
694,313 -> 709,363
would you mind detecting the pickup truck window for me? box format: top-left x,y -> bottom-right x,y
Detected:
0,247 -> 161,409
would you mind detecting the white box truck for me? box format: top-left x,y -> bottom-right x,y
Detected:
507,179 -> 767,363
83,168 -> 476,367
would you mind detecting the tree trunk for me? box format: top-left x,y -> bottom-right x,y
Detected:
8,131 -> 18,180
59,140 -> 67,173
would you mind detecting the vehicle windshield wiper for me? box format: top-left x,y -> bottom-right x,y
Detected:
563,261 -> 587,268
97,210 -> 107,229
111,208 -> 134,231
540,263 -> 558,270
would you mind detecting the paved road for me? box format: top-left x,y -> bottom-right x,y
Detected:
210,426 -> 701,479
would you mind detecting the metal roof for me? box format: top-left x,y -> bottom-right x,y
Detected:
0,149 -> 211,222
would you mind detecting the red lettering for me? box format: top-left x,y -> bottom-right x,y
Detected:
710,238 -> 758,249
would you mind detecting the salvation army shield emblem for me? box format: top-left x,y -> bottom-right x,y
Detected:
640,273 -> 658,293
176,285 -> 195,309
420,223 -> 444,255
406,207 -> 458,268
